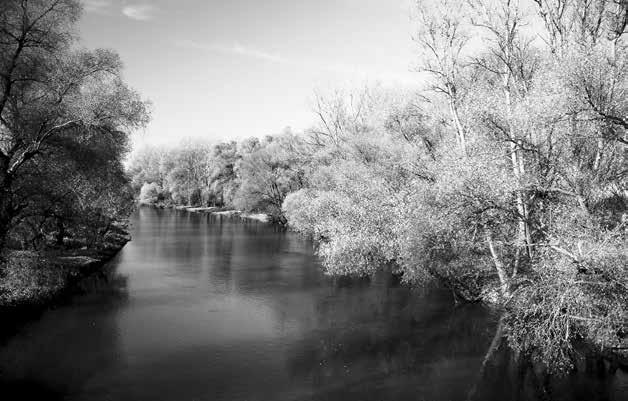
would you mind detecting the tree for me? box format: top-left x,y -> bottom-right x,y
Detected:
139,182 -> 162,205
234,132 -> 309,220
163,140 -> 211,205
0,0 -> 150,250
127,145 -> 168,192
283,0 -> 627,371
10,125 -> 135,249
206,140 -> 238,206
414,0 -> 472,153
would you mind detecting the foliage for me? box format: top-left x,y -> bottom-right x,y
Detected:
139,182 -> 162,205
128,131 -> 310,219
281,0 -> 627,372
0,0 -> 150,252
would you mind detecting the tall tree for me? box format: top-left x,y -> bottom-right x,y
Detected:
414,0 -> 471,153
0,0 -> 150,249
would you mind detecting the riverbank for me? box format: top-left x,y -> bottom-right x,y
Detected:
145,202 -> 272,223
0,225 -> 131,323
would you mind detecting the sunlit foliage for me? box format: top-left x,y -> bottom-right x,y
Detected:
283,0 -> 627,372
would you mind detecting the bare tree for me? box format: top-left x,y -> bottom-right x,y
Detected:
468,0 -> 536,263
414,0 -> 471,153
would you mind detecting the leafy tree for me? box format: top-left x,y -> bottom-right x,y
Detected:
206,141 -> 238,206
0,0 -> 150,251
283,0 -> 627,372
139,182 -> 162,205
233,132 -> 309,220
127,145 -> 169,192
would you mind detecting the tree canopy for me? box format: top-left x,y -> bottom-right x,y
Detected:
0,0 -> 150,251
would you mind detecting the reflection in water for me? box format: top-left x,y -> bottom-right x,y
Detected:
0,264 -> 129,400
0,207 -> 625,401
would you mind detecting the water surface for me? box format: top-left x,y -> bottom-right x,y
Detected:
1,207 -> 625,400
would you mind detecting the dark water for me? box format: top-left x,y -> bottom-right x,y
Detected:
0,207 -> 626,401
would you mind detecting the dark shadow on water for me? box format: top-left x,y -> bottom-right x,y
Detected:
469,332 -> 628,401
284,280 -> 498,401
0,257 -> 130,346
0,262 -> 130,399
0,378 -> 65,401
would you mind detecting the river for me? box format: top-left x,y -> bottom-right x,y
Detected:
0,207 -> 626,400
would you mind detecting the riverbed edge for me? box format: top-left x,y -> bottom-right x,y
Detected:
0,231 -> 131,322
143,202 -> 274,223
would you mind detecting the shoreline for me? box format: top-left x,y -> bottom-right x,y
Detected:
144,203 -> 272,223
0,229 -> 131,339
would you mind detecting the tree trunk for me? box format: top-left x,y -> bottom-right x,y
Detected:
0,165 -> 13,253
505,81 -> 532,260
467,316 -> 505,401
486,229 -> 510,298
448,96 -> 467,153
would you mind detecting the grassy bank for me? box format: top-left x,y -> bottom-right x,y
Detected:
0,226 -> 130,317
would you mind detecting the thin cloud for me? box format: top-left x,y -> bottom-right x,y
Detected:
231,43 -> 286,63
175,40 -> 286,64
122,4 -> 157,21
174,40 -> 418,85
83,0 -> 112,14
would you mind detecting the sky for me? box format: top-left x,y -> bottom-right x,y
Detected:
78,0 -> 420,148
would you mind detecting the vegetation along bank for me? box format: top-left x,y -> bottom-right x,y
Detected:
0,0 -> 150,318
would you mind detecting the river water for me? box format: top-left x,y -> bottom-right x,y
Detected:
0,207 -> 626,400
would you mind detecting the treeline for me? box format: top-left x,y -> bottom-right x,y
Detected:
128,131 -> 309,222
0,0 -> 149,253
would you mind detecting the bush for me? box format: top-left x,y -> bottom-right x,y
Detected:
139,182 -> 162,204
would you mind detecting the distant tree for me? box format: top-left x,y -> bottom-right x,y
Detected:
207,141 -> 238,206
139,182 -> 162,205
189,188 -> 202,206
127,146 -> 168,192
234,132 -> 309,220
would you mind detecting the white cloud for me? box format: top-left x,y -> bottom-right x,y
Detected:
122,4 -> 156,21
175,40 -> 286,64
230,43 -> 286,64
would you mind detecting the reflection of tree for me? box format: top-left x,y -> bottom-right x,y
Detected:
222,220 -> 321,296
283,275 -> 496,401
74,265 -> 130,305
283,271 -> 626,401
0,268 -> 130,400
469,334 -> 623,401
206,214 -> 234,293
